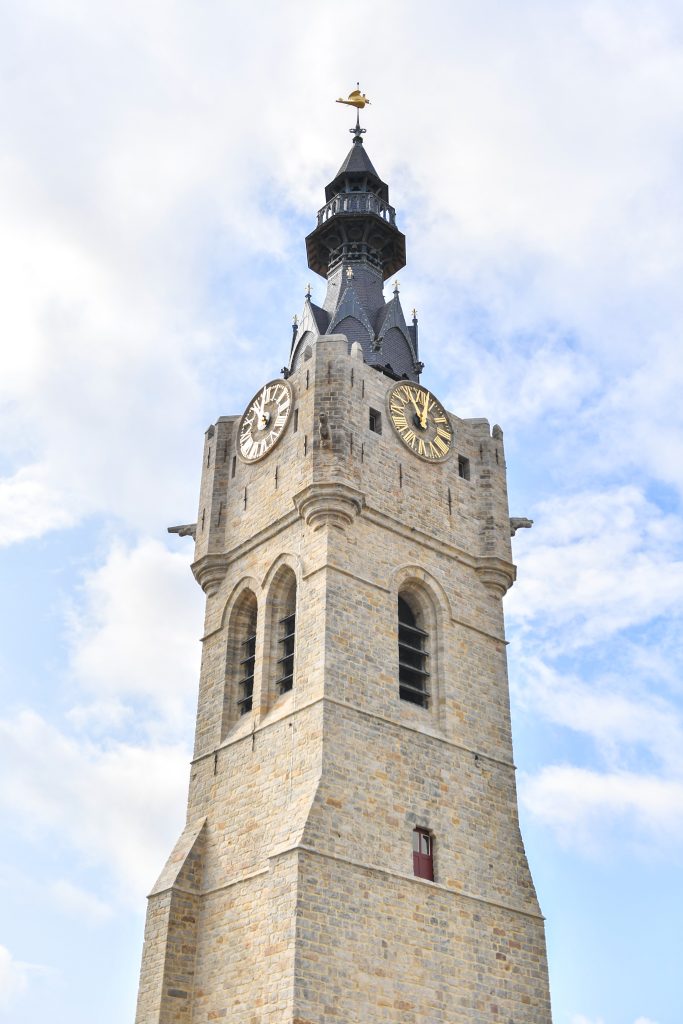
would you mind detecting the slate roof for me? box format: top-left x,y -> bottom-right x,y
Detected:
335,138 -> 381,180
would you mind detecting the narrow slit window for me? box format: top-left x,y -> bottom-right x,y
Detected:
412,828 -> 434,880
398,596 -> 430,708
276,612 -> 295,693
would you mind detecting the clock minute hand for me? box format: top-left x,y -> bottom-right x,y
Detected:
420,393 -> 429,429
409,394 -> 422,423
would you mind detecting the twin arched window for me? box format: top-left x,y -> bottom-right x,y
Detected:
226,569 -> 297,728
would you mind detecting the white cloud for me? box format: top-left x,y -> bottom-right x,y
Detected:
512,646 -> 683,856
0,944 -> 51,1014
508,486 -> 683,649
520,765 -> 683,854
0,946 -> 29,1012
0,0 -> 682,549
571,1016 -> 605,1024
513,656 -> 683,775
50,880 -> 113,924
0,711 -> 189,904
66,538 -> 203,733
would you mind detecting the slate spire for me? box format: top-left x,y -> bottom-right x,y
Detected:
290,130 -> 421,383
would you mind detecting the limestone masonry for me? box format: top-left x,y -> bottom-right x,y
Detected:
134,121 -> 553,1023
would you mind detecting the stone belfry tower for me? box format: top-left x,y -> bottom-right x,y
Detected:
135,114 -> 553,1023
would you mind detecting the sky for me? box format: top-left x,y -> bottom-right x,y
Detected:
0,0 -> 682,1021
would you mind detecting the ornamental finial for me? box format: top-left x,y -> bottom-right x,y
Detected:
305,283 -> 312,298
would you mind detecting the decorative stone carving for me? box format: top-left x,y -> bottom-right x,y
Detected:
510,517 -> 533,536
168,523 -> 197,539
475,555 -> 516,597
293,482 -> 365,531
191,553 -> 229,595
318,412 -> 331,446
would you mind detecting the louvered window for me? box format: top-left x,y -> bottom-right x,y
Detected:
276,612 -> 295,693
237,629 -> 256,715
398,596 -> 429,708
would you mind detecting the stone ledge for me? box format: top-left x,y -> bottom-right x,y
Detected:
191,694 -> 515,771
269,843 -> 545,922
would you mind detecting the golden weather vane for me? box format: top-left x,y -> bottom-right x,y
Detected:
336,83 -> 371,137
336,86 -> 371,109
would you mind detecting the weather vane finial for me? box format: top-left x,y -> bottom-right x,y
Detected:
336,83 -> 371,138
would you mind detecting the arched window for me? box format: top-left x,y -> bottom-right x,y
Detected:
398,594 -> 430,708
265,565 -> 297,705
276,576 -> 296,694
227,590 -> 257,719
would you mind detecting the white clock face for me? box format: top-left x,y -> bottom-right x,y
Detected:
238,379 -> 293,462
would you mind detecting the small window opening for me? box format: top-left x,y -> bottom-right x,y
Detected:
237,626 -> 256,715
276,612 -> 295,693
231,455 -> 237,478
458,455 -> 470,480
413,828 -> 434,880
369,408 -> 382,434
398,596 -> 430,708
293,408 -> 299,433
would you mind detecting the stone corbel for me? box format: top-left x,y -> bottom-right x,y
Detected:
293,482 -> 365,531
475,555 -> 517,597
191,553 -> 230,595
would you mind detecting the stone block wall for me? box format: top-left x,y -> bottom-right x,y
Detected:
135,330 -> 551,1022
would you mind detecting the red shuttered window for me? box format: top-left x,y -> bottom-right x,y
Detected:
412,827 -> 434,881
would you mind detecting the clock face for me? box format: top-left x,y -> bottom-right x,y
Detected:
238,379 -> 293,462
387,381 -> 454,462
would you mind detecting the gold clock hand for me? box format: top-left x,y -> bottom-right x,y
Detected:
420,393 -> 429,429
409,394 -> 422,422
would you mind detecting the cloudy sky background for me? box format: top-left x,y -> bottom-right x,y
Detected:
1,0 -> 682,1021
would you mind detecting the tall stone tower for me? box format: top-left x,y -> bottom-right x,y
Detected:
135,120 -> 553,1023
